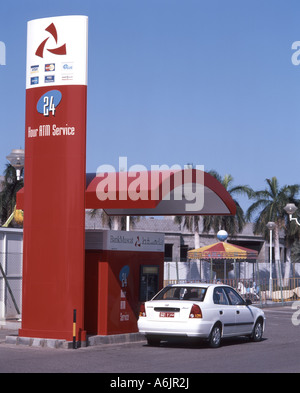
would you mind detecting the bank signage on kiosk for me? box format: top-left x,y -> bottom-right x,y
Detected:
20,16 -> 88,342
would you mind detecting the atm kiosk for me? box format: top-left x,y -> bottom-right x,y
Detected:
84,230 -> 164,336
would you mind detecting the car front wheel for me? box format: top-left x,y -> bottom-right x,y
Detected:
251,320 -> 263,342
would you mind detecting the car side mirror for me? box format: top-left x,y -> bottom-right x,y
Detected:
245,299 -> 252,306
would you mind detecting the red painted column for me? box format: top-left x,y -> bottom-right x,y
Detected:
19,16 -> 88,342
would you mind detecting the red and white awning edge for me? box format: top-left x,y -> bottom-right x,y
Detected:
17,169 -> 236,216
87,168 -> 237,216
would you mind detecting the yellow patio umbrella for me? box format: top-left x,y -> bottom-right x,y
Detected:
188,241 -> 258,281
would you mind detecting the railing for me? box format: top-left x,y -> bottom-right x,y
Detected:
163,277 -> 300,305
0,252 -> 23,319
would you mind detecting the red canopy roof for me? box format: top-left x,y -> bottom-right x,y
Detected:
17,169 -> 236,216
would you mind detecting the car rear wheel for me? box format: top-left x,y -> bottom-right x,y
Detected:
209,324 -> 222,348
147,337 -> 161,346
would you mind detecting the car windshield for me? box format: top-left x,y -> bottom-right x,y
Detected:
153,286 -> 207,302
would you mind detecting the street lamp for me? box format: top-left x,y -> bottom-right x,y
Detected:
284,203 -> 300,226
6,149 -> 24,181
266,221 -> 276,298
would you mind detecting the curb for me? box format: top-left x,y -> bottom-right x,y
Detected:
5,335 -> 72,349
4,332 -> 146,349
87,332 -> 146,347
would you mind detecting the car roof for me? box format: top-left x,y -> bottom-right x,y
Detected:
168,283 -> 230,289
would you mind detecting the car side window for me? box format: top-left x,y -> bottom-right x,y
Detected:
224,287 -> 245,305
213,288 -> 229,305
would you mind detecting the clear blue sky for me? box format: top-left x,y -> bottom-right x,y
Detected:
0,0 -> 300,211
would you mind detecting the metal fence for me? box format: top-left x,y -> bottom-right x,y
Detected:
1,251 -> 299,320
163,277 -> 300,306
0,252 -> 22,319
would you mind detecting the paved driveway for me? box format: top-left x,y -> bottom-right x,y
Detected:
0,305 -> 299,374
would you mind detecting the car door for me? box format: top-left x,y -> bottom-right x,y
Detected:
213,287 -> 237,336
224,287 -> 255,335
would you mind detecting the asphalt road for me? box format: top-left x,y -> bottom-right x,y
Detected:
0,305 -> 299,375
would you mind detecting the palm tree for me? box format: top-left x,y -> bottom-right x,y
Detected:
174,215 -> 201,280
174,170 -> 252,273
291,240 -> 300,264
0,164 -> 24,226
174,215 -> 201,249
246,177 -> 300,282
202,170 -> 253,236
174,163 -> 201,252
89,209 -> 140,230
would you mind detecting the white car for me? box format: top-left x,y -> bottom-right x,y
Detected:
138,283 -> 266,348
